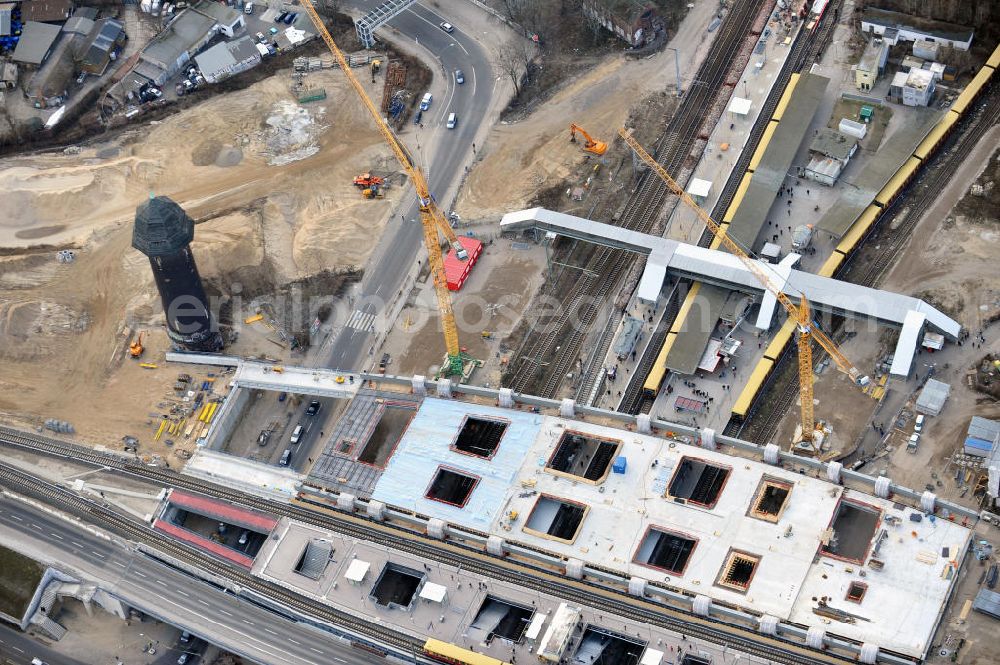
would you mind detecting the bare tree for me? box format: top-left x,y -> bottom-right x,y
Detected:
492,42 -> 526,97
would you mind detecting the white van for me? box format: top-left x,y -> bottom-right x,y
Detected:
446,113 -> 457,129
290,424 -> 304,444
244,1 -> 253,13
279,449 -> 292,466
914,414 -> 925,433
420,92 -> 432,111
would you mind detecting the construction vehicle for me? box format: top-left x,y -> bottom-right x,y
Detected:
362,183 -> 384,199
371,59 -> 381,76
620,128 -> 870,446
244,313 -> 264,324
569,123 -> 608,156
353,172 -> 384,188
129,331 -> 145,358
300,0 -> 471,376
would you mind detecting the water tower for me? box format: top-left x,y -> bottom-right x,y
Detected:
132,195 -> 223,352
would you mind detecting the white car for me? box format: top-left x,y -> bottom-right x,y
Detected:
439,21 -> 454,33
446,112 -> 457,129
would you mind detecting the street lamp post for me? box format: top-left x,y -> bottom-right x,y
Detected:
667,47 -> 681,97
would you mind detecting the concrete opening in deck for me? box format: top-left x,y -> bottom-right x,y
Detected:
821,499 -> 881,563
425,467 -> 480,507
749,477 -> 792,522
716,549 -> 760,593
453,416 -> 508,459
358,406 -> 414,467
572,625 -> 645,665
524,495 -> 589,543
370,562 -> 424,609
471,596 -> 535,644
633,527 -> 697,575
667,457 -> 731,508
545,431 -> 621,483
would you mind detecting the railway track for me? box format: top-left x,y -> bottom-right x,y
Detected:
615,4 -> 844,415
0,461 -> 421,655
506,0 -> 766,398
0,426 -> 860,665
729,84 -> 1000,442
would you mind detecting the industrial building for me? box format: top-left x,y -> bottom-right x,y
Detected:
802,127 -> 858,186
194,35 -> 259,83
854,37 -> 887,91
21,0 -> 73,23
78,17 -> 126,75
11,20 -> 61,65
889,67 -> 935,107
190,0 -> 244,38
860,8 -> 974,51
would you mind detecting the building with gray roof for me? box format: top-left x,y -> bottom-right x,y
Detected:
12,21 -> 62,65
78,17 -> 126,75
191,0 -> 244,37
194,35 -> 259,83
22,0 -> 74,23
803,128 -> 858,186
62,15 -> 94,37
861,8 -> 973,51
139,8 -> 216,84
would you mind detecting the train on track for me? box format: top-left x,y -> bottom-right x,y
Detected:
641,42 -> 1000,421
424,639 -> 509,665
729,42 -> 1000,424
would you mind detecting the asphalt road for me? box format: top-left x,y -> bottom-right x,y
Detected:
0,622 -> 84,665
0,497 -> 398,665
324,1 -> 497,372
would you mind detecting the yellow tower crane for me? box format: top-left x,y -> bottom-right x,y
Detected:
619,128 -> 869,444
299,0 -> 468,376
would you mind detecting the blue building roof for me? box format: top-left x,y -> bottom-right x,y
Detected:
371,398 -> 543,529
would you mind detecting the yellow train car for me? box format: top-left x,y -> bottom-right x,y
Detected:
771,72 -> 800,122
913,111 -> 959,161
834,205 -> 881,255
951,66 -> 993,115
987,42 -> 1000,70
763,318 -> 797,362
723,172 -> 754,223
747,121 -> 779,173
709,222 -> 730,250
644,332 -> 677,396
816,251 -> 844,278
424,640 -> 509,665
731,357 -> 775,419
874,156 -> 921,208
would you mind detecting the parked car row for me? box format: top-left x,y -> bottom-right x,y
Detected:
175,64 -> 204,96
275,10 -> 298,25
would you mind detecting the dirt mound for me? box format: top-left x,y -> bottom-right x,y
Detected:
216,145 -> 243,168
191,140 -> 223,166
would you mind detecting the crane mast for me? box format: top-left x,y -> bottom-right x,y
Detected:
619,128 -> 869,443
299,0 -> 466,375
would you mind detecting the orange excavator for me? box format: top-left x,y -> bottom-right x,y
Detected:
569,123 -> 608,155
129,331 -> 145,358
353,172 -> 384,188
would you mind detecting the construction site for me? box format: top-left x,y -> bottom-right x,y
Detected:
1,0 -> 1000,663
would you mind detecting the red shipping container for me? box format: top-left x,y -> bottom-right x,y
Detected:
444,236 -> 483,291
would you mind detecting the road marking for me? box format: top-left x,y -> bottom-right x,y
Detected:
71,541 -> 84,548
288,638 -> 300,645
219,609 -> 233,617
91,551 -> 106,558
155,579 -> 168,587
264,628 -> 278,635
198,599 -> 210,607
346,309 -> 376,332
31,523 -> 43,530
50,532 -> 64,540
176,589 -> 189,597
242,619 -> 254,625
11,515 -> 22,521
135,571 -> 147,578
113,560 -> 126,568
310,648 -> 324,655
334,658 -> 347,663
12,646 -> 23,653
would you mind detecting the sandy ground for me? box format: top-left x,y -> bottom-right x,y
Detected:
0,67 -> 401,449
380,231 -> 547,383
453,0 -> 720,222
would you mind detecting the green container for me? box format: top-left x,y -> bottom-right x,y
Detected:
298,88 -> 327,103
